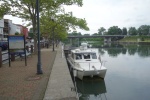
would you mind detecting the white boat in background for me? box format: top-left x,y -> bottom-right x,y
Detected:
67,42 -> 107,80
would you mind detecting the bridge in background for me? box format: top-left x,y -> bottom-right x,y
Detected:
67,35 -> 126,39
67,35 -> 127,44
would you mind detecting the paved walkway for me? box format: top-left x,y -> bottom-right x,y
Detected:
43,44 -> 76,100
0,46 -> 56,100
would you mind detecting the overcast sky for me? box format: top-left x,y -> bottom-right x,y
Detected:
4,0 -> 150,34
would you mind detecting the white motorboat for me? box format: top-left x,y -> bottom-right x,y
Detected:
67,42 -> 107,80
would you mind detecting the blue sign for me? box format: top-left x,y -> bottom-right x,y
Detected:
8,36 -> 24,49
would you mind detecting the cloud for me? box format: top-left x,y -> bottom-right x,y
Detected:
4,15 -> 23,25
64,0 -> 150,34
3,0 -> 150,34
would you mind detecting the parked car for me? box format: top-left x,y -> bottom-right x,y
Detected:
0,41 -> 8,51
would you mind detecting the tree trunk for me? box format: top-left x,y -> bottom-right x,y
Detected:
32,18 -> 37,54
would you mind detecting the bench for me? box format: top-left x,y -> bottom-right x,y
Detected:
20,50 -> 32,60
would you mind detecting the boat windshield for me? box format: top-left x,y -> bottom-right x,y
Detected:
75,53 -> 97,60
83,53 -> 90,59
76,53 -> 82,60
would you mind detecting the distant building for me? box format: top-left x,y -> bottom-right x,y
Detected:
16,25 -> 28,38
1,19 -> 29,39
0,19 -> 4,40
23,27 -> 28,38
9,23 -> 21,35
3,19 -> 21,37
3,19 -> 11,38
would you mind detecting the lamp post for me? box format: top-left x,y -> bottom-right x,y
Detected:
51,16 -> 55,51
36,0 -> 43,74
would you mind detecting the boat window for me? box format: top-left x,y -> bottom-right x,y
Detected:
76,54 -> 82,60
83,54 -> 90,59
91,53 -> 97,59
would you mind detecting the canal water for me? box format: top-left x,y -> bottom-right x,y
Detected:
72,43 -> 150,100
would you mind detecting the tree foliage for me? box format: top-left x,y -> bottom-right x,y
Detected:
107,26 -> 122,35
92,33 -> 98,36
68,31 -> 82,36
137,25 -> 150,35
40,11 -> 89,40
122,27 -> 127,35
98,27 -> 106,35
0,3 -> 10,18
0,0 -> 89,52
128,27 -> 137,35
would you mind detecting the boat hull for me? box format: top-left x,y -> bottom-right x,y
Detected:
76,68 -> 107,80
67,59 -> 107,80
67,49 -> 107,80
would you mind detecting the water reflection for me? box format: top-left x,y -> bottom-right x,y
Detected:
76,77 -> 107,100
98,43 -> 150,57
72,43 -> 150,100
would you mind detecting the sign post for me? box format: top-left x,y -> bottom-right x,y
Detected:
8,35 -> 26,66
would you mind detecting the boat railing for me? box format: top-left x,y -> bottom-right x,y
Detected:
99,55 -> 107,67
99,55 -> 102,64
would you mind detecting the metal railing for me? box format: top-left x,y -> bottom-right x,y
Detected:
0,44 -> 34,67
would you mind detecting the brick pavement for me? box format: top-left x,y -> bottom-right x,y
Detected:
0,47 -> 57,100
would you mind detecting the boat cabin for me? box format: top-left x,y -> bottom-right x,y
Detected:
75,53 -> 97,60
69,43 -> 100,62
69,50 -> 99,61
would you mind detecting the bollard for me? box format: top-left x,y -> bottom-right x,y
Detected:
46,42 -> 49,48
11,54 -> 15,61
48,42 -> 50,48
43,43 -> 44,48
0,48 -> 2,67
31,45 -> 33,53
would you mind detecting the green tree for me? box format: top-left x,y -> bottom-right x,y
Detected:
40,12 -> 88,41
1,0 -> 84,53
128,27 -> 137,35
84,34 -> 90,36
107,26 -> 122,35
137,25 -> 150,35
0,3 -> 10,18
15,32 -> 19,35
98,27 -> 106,35
92,33 -> 98,36
68,31 -> 84,36
103,31 -> 108,35
122,27 -> 127,35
